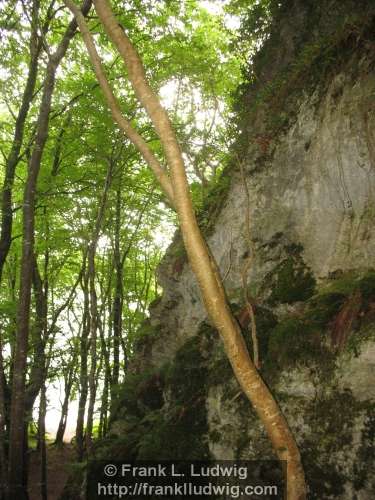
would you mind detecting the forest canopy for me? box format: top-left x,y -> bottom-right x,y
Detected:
0,0 -> 261,497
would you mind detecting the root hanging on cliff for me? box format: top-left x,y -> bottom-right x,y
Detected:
330,289 -> 362,350
237,154 -> 260,370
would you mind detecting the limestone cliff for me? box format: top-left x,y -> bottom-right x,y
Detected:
102,1 -> 375,498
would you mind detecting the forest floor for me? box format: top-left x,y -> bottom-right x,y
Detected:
28,444 -> 74,500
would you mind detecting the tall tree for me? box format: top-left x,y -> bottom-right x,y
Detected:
0,3 -> 43,491
66,1 -> 306,498
75,264 -> 90,461
85,154 -> 114,454
7,2 -> 93,497
0,0 -> 42,282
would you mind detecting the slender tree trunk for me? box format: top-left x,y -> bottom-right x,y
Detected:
70,2 -> 307,497
7,3 -> 92,497
25,255 -> 47,417
55,397 -> 69,447
98,318 -> 111,439
8,57 -> 58,500
0,0 -> 41,283
64,0 -> 174,207
98,368 -> 109,440
0,5 -> 41,495
85,244 -> 98,456
54,368 -> 74,447
112,181 -> 123,388
76,271 -> 90,461
38,383 -> 47,500
85,156 -> 114,455
0,340 -> 7,500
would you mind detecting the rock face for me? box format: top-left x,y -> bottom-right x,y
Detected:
106,1 -> 375,499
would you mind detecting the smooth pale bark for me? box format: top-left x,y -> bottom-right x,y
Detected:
7,3 -> 93,498
69,1 -> 307,498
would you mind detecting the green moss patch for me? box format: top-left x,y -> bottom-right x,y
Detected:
265,244 -> 316,305
97,333 -> 211,463
260,269 -> 375,378
110,367 -> 165,423
301,392 -> 374,499
137,335 -> 210,460
353,405 -> 375,490
234,0 -> 375,149
196,170 -> 232,236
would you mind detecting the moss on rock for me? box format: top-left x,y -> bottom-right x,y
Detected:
301,391 -> 374,499
97,333 -> 211,463
257,269 -> 375,384
265,244 -> 316,305
136,335 -> 210,460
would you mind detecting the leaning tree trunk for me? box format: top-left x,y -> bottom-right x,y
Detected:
7,3 -> 92,498
67,1 -> 306,498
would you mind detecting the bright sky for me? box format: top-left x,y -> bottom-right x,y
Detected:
44,384 -> 79,442
201,0 -> 241,29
